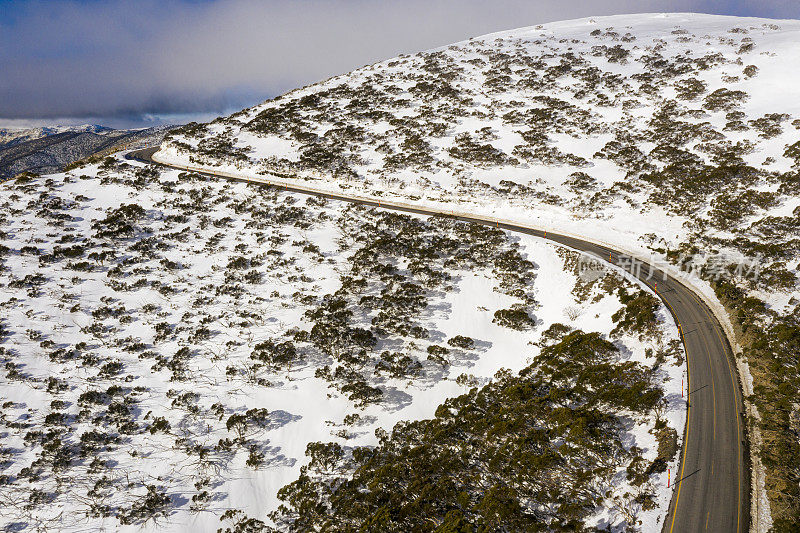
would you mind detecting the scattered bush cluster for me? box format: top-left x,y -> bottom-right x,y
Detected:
273,330 -> 666,531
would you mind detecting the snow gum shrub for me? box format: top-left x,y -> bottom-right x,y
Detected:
492,307 -> 535,330
305,442 -> 346,475
12,172 -> 38,183
446,335 -> 474,350
743,64 -> 758,78
375,350 -> 423,378
654,426 -> 678,468
383,132 -> 434,170
132,166 -> 159,189
409,79 -> 459,101
448,132 -> 513,166
117,485 -> 171,525
148,416 -> 170,435
272,330 -> 664,531
246,445 -> 265,468
92,204 -> 147,239
340,380 -> 383,408
673,77 -> 707,100
225,408 -> 270,441
784,140 -> 800,167
610,288 -> 659,340
594,43 -> 630,63
193,134 -> 250,164
250,339 -> 298,373
564,171 -> 598,193
426,345 -> 451,366
749,113 -> 791,139
643,142 -> 761,216
218,509 -> 267,533
708,189 -> 779,229
702,88 -> 749,111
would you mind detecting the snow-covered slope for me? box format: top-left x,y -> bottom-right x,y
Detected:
0,158 -> 683,531
160,12 -> 800,257
159,13 -> 800,528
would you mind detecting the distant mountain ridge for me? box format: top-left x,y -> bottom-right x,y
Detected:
0,124 -> 112,150
0,124 -> 177,178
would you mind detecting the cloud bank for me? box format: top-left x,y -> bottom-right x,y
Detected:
1,0 -> 798,122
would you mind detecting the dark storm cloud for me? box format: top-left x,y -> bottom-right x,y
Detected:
1,0 -> 798,120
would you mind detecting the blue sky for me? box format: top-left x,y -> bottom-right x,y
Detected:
1,0 -> 799,128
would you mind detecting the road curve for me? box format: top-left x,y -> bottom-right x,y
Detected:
127,147 -> 749,532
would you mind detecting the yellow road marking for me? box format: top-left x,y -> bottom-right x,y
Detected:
689,291 -> 743,533
704,329 -> 717,441
664,293 -> 690,533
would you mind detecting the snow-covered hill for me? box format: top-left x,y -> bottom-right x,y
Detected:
160,12 -> 800,256
158,13 -> 800,529
3,11 -> 800,532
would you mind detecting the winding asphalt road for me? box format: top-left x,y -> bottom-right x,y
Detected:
127,147 -> 749,532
